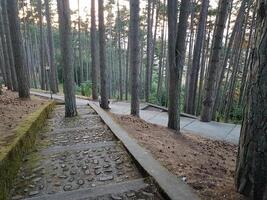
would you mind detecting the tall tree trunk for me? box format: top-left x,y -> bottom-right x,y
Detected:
57,0 -> 77,117
7,0 -> 30,98
2,0 -> 17,91
129,0 -> 140,116
168,0 -> 190,131
44,0 -> 58,93
0,6 -> 12,90
235,1 -> 267,199
125,36 -> 129,100
186,0 -> 209,115
145,0 -> 152,102
214,0 -> 249,116
37,0 -> 45,90
78,0 -> 83,84
117,1 -> 123,100
91,0 -> 98,100
98,0 -> 109,109
200,0 -> 231,122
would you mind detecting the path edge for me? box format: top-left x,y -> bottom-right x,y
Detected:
0,101 -> 55,200
88,101 -> 200,200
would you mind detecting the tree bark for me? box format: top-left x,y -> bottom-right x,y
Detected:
91,0 -> 98,100
44,0 -> 58,93
129,0 -> 140,116
235,1 -> 267,199
98,0 -> 109,109
7,0 -> 30,98
2,0 -> 17,91
57,0 -> 77,117
0,5 -> 12,90
145,0 -> 152,102
200,0 -> 231,122
168,0 -> 190,131
187,0 -> 209,115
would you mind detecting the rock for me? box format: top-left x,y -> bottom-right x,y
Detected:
68,177 -> 74,182
70,170 -> 77,175
29,191 -> 39,196
93,159 -> 99,164
111,194 -> 122,200
142,191 -> 154,197
99,175 -> 114,181
126,192 -> 135,197
63,185 -> 72,191
33,177 -> 42,183
103,164 -> 111,168
85,170 -> 90,175
77,179 -> 85,186
12,195 -> 23,200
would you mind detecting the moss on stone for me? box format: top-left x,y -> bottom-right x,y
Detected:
0,101 -> 55,200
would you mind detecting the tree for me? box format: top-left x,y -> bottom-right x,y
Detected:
44,0 -> 58,93
37,0 -> 46,90
200,0 -> 231,122
2,0 -> 17,91
186,0 -> 209,115
91,0 -> 98,100
98,0 -> 109,109
0,5 -> 12,90
57,0 -> 77,117
7,0 -> 30,98
168,0 -> 190,130
129,0 -> 140,116
235,1 -> 267,199
145,0 -> 152,102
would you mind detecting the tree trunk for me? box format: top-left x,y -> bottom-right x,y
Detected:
91,0 -> 98,100
235,1 -> 267,199
0,6 -> 12,90
200,0 -> 231,122
129,0 -> 140,116
168,0 -> 190,131
187,0 -> 209,115
7,0 -> 30,98
44,0 -> 58,93
145,0 -> 152,102
98,0 -> 109,109
2,0 -> 17,91
117,1 -> 123,101
57,0 -> 77,117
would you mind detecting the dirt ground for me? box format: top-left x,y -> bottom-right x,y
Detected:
112,114 -> 246,200
0,89 -> 47,147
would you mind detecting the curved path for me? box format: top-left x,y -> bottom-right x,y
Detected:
30,91 -> 241,145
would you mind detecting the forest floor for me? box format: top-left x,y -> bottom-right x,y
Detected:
112,114 -> 247,200
0,89 -> 47,148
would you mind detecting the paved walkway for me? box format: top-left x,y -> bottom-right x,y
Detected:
11,105 -> 164,200
30,91 -> 241,145
107,102 -> 241,145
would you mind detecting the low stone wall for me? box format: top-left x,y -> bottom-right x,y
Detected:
0,101 -> 55,200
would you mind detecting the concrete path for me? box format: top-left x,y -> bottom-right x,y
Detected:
11,105 -> 165,200
109,101 -> 241,145
30,91 -> 241,144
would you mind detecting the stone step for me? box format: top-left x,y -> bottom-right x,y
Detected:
41,141 -> 117,155
20,178 -> 156,200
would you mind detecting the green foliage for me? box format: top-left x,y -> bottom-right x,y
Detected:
80,81 -> 92,97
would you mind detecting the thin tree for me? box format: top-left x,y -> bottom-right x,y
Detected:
129,0 -> 140,116
2,0 -> 17,91
44,0 -> 58,93
186,0 -> 209,115
200,0 -> 231,122
168,0 -> 190,130
235,1 -> 267,199
57,0 -> 77,117
91,0 -> 98,100
145,0 -> 152,102
98,0 -> 109,109
7,0 -> 30,98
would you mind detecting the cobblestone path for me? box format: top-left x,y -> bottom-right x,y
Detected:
11,105 -> 164,200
